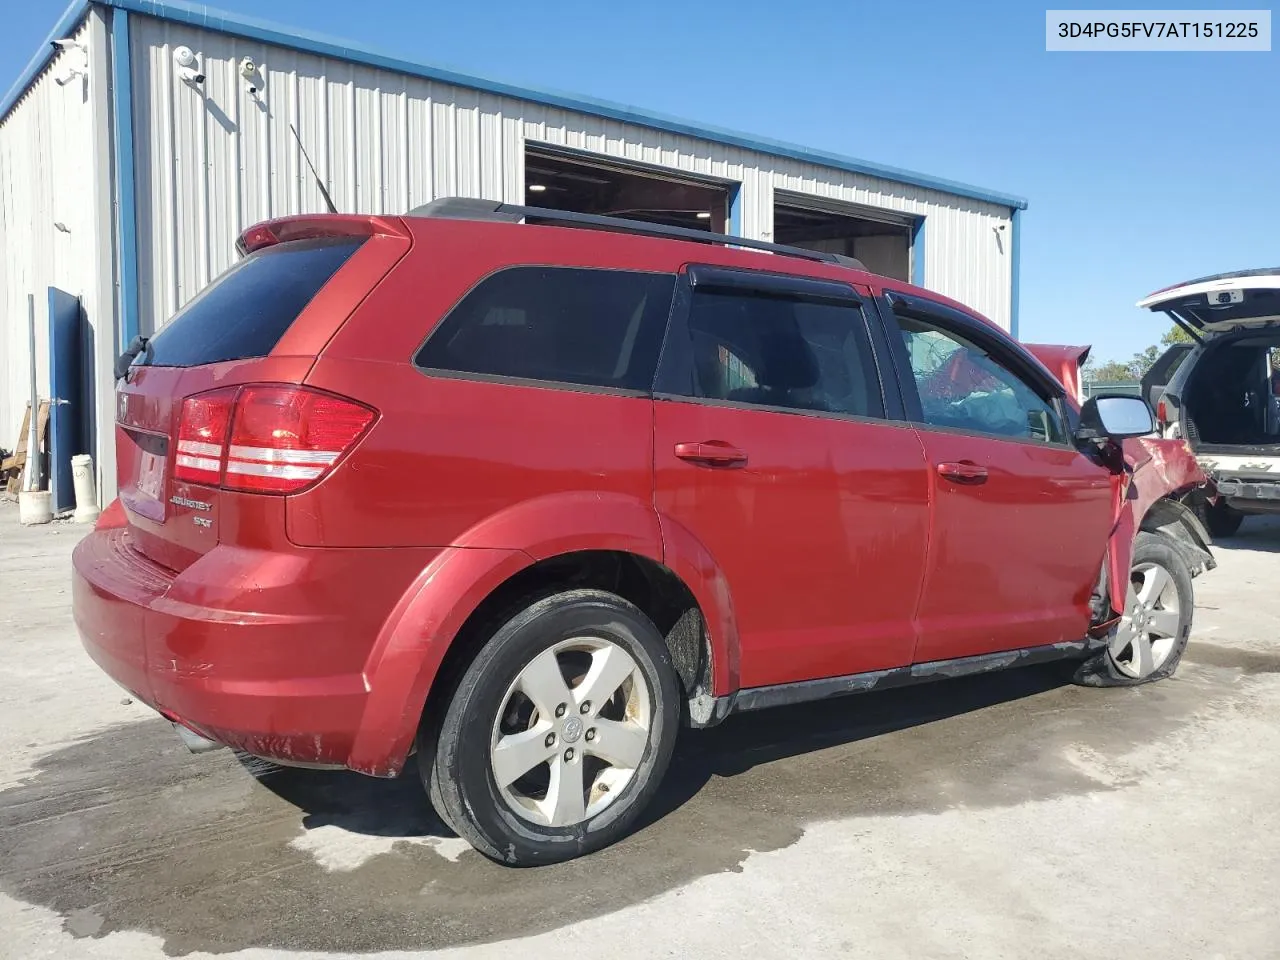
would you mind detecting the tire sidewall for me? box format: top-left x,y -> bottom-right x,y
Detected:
1207,501 -> 1244,538
437,590 -> 680,865
1077,531 -> 1195,687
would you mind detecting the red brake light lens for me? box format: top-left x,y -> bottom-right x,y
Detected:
173,385 -> 375,494
174,388 -> 236,485
1157,399 -> 1168,424
224,386 -> 375,494
236,223 -> 279,254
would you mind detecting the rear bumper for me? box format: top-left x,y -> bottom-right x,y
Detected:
71,528 -> 423,770
1211,473 -> 1280,513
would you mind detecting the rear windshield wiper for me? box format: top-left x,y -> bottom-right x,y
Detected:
114,336 -> 151,380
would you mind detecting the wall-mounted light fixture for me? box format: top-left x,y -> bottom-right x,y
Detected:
173,46 -> 205,85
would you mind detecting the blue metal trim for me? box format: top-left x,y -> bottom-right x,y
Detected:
0,0 -> 92,124
726,184 -> 743,237
90,0 -> 1026,211
110,8 -> 140,349
910,217 -> 926,288
1010,208 -> 1022,339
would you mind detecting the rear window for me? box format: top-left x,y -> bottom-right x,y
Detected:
415,267 -> 676,391
142,237 -> 362,368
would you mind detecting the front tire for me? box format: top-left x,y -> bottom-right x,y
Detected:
1074,531 -> 1194,687
1205,500 -> 1244,538
421,589 -> 680,866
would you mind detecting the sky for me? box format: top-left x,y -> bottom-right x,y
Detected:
2,0 -> 1276,365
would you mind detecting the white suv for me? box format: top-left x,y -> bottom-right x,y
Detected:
1140,268 -> 1280,536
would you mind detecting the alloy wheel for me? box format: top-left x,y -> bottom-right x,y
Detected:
1109,560 -> 1182,679
489,637 -> 652,827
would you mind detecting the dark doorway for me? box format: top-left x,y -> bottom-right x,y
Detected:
524,144 -> 735,233
773,191 -> 914,280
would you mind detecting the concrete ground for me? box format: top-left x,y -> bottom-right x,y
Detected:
1,504 -> 1278,960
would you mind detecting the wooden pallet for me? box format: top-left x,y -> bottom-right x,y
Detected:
2,401 -> 51,496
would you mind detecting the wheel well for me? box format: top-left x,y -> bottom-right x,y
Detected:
1140,495 -> 1216,577
420,551 -> 711,734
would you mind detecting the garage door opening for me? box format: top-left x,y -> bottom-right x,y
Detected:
524,144 -> 735,233
773,192 -> 915,281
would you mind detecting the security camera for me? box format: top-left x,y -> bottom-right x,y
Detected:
173,45 -> 205,84
50,37 -> 88,85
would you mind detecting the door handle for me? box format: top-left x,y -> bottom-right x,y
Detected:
936,460 -> 988,484
674,441 -> 748,467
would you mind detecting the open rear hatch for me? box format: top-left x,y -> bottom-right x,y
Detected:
1138,269 -> 1280,455
1138,268 -> 1280,335
114,215 -> 409,571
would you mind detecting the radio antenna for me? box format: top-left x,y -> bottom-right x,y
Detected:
289,123 -> 338,214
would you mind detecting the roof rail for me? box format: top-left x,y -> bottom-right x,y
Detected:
406,197 -> 868,270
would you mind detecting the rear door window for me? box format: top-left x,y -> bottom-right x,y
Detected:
143,237 -> 363,368
670,288 -> 885,419
415,267 -> 676,391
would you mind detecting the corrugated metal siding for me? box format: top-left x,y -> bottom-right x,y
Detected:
0,20 -> 99,457
130,16 -> 1014,334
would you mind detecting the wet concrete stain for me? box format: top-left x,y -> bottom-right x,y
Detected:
0,655 -> 1262,955
1182,642 -> 1280,675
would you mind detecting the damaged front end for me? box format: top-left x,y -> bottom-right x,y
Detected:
1091,436 -> 1215,633
1023,340 -> 1215,629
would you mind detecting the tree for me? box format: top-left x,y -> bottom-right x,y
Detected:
1083,358 -> 1138,383
1162,324 -> 1193,346
1084,344 -> 1162,384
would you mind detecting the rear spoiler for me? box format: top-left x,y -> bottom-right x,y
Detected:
236,215 -> 408,255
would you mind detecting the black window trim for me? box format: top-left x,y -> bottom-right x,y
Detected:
411,263 -> 679,399
878,290 -> 1075,448
686,264 -> 862,304
652,264 -> 901,424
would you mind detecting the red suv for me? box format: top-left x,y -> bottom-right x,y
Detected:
74,199 -> 1213,865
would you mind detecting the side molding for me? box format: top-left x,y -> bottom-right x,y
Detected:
711,640 -> 1090,717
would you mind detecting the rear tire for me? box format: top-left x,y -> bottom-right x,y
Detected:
420,589 -> 680,866
1074,532 -> 1194,687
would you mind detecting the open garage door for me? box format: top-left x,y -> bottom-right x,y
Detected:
773,191 -> 914,281
524,143 -> 735,233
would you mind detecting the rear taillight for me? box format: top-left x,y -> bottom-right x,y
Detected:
175,388 -> 235,485
174,385 -> 375,494
225,386 -> 375,493
1157,399 -> 1168,424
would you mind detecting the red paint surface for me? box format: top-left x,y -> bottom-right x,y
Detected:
1022,343 -> 1091,403
73,213 -> 1206,777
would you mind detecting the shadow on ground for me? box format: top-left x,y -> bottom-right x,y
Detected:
1210,514 -> 1280,553
0,653 -> 1268,956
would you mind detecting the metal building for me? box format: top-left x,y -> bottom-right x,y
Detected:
0,0 -> 1028,506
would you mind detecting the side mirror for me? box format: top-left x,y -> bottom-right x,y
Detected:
1077,394 -> 1156,442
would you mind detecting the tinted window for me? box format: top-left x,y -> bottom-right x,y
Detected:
675,289 -> 884,418
416,268 -> 676,391
144,238 -> 361,368
900,316 -> 1067,443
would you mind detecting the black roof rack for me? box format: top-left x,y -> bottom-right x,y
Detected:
406,197 -> 868,271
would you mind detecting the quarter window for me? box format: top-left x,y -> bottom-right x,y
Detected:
416,267 -> 676,391
900,315 -> 1067,443
674,289 -> 884,418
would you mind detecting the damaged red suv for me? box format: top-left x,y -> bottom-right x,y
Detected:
74,199 -> 1213,865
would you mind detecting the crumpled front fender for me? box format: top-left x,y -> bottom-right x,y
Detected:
1105,437 -> 1212,617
